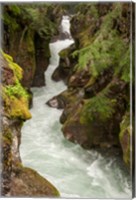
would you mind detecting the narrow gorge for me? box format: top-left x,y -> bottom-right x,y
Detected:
1,2 -> 134,198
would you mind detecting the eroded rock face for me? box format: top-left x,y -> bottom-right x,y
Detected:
1,53 -> 60,197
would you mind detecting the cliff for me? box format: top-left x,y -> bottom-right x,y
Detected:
1,52 -> 60,197
48,3 -> 133,169
3,4 -> 67,88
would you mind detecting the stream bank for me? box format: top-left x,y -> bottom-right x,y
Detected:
20,13 -> 132,199
1,2 -> 133,198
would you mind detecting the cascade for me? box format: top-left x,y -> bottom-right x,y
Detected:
20,16 -> 131,198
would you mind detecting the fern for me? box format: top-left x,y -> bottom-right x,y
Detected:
3,4 -> 58,39
80,87 -> 116,123
72,3 -> 129,82
116,48 -> 130,82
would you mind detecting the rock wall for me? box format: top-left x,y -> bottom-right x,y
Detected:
49,2 -> 133,168
1,4 -> 74,196
1,52 -> 60,197
2,4 -> 67,89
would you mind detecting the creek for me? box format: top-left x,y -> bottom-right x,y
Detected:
20,16 -> 131,198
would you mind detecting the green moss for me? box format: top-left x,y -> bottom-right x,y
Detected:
59,47 -> 73,58
2,52 -> 23,80
2,128 -> 13,168
3,94 -> 31,120
4,80 -> 28,99
2,52 -> 31,120
23,29 -> 35,54
119,112 -> 131,167
3,129 -> 12,144
12,166 -> 60,197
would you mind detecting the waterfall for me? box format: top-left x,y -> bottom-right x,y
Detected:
60,16 -> 71,34
20,16 -> 131,198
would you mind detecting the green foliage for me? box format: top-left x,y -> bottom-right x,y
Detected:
115,48 -> 130,82
100,3 -> 122,31
8,5 -> 21,15
72,3 -> 130,82
2,5 -> 21,31
80,88 -> 116,123
72,31 -> 116,77
20,6 -> 56,38
2,52 -> 29,100
2,52 -> 31,120
3,4 -> 59,40
3,52 -> 23,80
75,3 -> 98,18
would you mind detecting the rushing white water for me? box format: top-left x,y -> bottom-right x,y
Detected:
20,17 -> 132,198
60,16 -> 71,34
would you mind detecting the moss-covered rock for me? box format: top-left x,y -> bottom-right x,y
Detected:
3,6 -> 36,88
1,52 -> 31,120
1,52 -> 60,197
10,167 -> 60,197
52,44 -> 76,83
46,88 -> 84,110
119,112 -> 131,168
57,3 -> 131,168
3,95 -> 31,120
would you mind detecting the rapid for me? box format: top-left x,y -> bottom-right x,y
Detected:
20,16 -> 132,198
